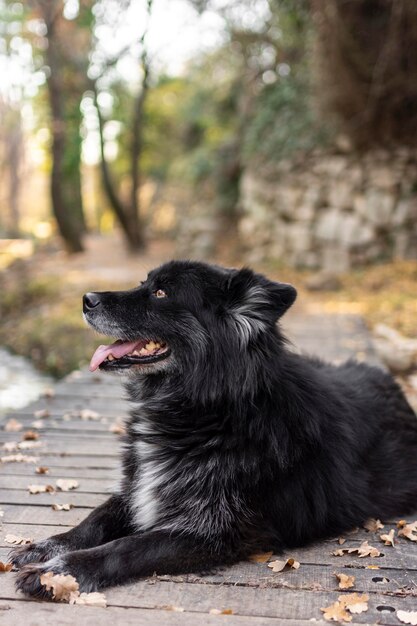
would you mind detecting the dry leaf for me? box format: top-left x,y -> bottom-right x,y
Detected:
341,593 -> 369,614
248,551 -> 273,563
56,479 -> 79,492
52,503 -> 73,511
74,592 -> 107,607
363,518 -> 384,532
4,419 -> 23,432
1,453 -> 39,463
109,423 -> 126,435
2,442 -> 18,452
0,562 -> 12,572
209,609 -> 234,615
34,409 -> 50,418
336,573 -> 355,589
267,558 -> 300,572
398,521 -> 417,542
79,409 -> 100,421
321,601 -> 352,622
365,565 -> 380,569
338,537 -> 346,545
28,484 -> 55,494
162,606 -> 185,612
397,610 -> 417,625
43,388 -> 55,398
333,540 -> 380,558
31,420 -> 44,429
22,430 -> 39,441
35,466 -> 49,474
40,572 -> 79,603
380,529 -> 395,546
4,534 -> 32,545
18,441 -> 42,450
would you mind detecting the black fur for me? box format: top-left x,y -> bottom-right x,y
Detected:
12,260 -> 417,598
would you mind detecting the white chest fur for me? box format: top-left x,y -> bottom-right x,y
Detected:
131,440 -> 168,530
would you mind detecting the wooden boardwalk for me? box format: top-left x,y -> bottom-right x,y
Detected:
1,313 -> 416,625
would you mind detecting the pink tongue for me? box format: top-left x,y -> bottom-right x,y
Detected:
89,340 -> 141,372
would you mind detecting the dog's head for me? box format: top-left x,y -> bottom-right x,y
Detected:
83,260 -> 296,392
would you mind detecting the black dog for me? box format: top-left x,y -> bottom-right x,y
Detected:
11,260 -> 417,597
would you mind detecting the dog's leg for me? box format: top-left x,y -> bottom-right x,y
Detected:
15,530 -> 239,598
10,495 -> 133,568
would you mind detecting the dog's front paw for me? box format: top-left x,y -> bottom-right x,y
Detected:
15,554 -> 97,599
15,563 -> 56,600
10,538 -> 68,568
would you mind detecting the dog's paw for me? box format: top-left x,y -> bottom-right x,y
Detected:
15,562 -> 59,600
9,538 -> 68,568
15,554 -> 98,599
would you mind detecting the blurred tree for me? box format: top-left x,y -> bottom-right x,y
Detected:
90,0 -> 153,252
0,100 -> 23,237
311,0 -> 417,148
31,0 -> 93,253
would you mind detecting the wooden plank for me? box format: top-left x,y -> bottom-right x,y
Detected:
0,599 -> 323,626
0,523 -> 76,544
1,443 -> 120,456
0,476 -> 114,493
0,545 -> 414,595
0,504 -> 91,525
0,455 -> 119,469
0,491 -> 108,508
2,418 -> 124,434
0,465 -> 120,480
0,577 -> 414,624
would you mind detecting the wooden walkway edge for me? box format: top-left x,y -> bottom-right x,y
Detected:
0,313 -> 416,626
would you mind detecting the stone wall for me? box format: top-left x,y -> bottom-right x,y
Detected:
239,149 -> 417,271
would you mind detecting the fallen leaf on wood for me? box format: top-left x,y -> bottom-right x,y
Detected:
336,573 -> 355,589
365,565 -> 380,569
380,529 -> 395,546
40,572 -> 79,603
398,521 -> 417,542
1,453 -> 39,463
340,593 -> 369,614
43,388 -> 55,398
109,423 -> 126,435
52,503 -> 73,511
31,420 -> 44,429
74,592 -> 107,607
28,484 -> 55,494
79,409 -> 100,421
321,601 -> 352,622
34,409 -> 50,418
4,534 -> 32,545
2,442 -> 18,452
35,466 -> 49,474
209,609 -> 234,615
18,441 -> 42,450
248,551 -> 273,563
4,419 -> 23,432
338,537 -> 346,545
397,610 -> 417,625
333,540 -> 380,558
22,430 -> 39,441
162,605 -> 185,612
267,558 -> 300,572
363,518 -> 384,532
56,479 -> 79,492
0,562 -> 12,572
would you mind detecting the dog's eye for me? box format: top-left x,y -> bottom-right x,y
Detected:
153,289 -> 167,298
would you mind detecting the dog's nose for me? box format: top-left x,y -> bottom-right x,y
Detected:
83,292 -> 101,312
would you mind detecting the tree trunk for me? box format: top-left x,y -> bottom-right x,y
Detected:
43,2 -> 85,253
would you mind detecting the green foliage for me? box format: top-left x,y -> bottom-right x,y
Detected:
243,73 -> 330,163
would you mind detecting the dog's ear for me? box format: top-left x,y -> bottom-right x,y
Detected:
224,268 -> 297,342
